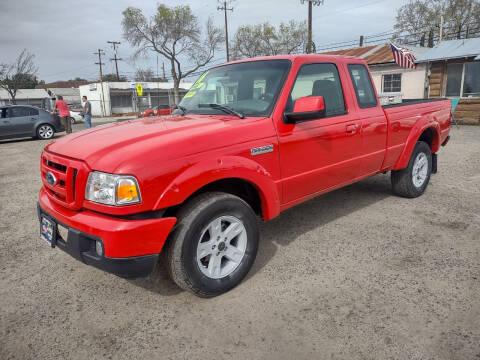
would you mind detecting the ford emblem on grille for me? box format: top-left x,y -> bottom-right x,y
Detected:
46,172 -> 57,186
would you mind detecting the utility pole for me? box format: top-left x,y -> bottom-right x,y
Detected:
439,15 -> 444,43
94,49 -> 107,117
107,41 -> 122,81
301,0 -> 324,54
217,1 -> 233,62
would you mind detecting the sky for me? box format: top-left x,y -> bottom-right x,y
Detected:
0,0 -> 409,83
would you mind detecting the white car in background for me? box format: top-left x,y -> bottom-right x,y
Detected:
69,110 -> 83,124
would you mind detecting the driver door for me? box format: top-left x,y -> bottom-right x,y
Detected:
276,62 -> 364,205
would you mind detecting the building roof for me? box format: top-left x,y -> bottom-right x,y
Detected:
0,88 -> 49,100
79,81 -> 194,91
47,88 -> 80,96
321,43 -> 429,65
415,38 -> 480,63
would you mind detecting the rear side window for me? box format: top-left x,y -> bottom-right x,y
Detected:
26,107 -> 39,116
288,63 -> 346,116
348,64 -> 377,108
7,107 -> 29,118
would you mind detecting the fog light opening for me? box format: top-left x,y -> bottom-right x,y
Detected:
95,241 -> 103,257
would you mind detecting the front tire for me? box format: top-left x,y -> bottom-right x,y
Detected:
163,192 -> 259,297
70,117 -> 76,124
391,141 -> 432,198
36,124 -> 55,140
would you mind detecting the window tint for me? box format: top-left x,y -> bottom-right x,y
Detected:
446,63 -> 462,97
26,107 -> 39,116
288,63 -> 346,116
383,73 -> 402,92
463,62 -> 480,97
348,64 -> 377,108
7,107 -> 31,118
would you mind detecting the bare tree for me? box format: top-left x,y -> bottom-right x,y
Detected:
231,20 -> 307,60
0,49 -> 38,104
134,68 -> 157,82
394,0 -> 480,41
122,4 -> 224,103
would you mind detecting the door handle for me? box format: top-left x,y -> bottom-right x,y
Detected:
346,124 -> 359,134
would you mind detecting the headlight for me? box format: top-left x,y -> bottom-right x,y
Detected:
85,171 -> 141,205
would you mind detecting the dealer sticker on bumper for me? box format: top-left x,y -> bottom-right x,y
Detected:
41,216 -> 56,247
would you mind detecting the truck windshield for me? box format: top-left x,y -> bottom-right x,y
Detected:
177,59 -> 291,117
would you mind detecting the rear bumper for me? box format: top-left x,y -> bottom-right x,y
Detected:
38,187 -> 177,278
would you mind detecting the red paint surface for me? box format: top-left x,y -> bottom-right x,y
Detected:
140,106 -> 174,118
39,54 -> 451,258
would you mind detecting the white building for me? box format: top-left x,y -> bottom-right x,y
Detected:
79,81 -> 193,117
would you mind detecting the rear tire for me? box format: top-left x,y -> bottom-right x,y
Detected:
163,192 -> 259,297
391,141 -> 432,198
70,117 -> 76,124
36,124 -> 55,140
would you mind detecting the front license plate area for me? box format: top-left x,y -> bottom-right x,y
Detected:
41,216 -> 57,247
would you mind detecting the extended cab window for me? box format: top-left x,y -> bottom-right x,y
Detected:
287,63 -> 346,116
178,60 -> 291,117
348,64 -> 377,108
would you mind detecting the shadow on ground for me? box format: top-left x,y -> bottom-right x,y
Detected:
132,173 -> 393,295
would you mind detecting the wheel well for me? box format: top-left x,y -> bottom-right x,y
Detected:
418,127 -> 438,151
164,178 -> 262,218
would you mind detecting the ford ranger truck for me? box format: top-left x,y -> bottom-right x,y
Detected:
38,55 -> 451,297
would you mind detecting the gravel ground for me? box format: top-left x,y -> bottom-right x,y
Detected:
0,124 -> 479,360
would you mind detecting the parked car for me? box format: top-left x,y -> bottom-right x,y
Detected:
37,54 -> 451,297
1,105 -> 64,140
69,111 -> 83,124
140,105 -> 173,117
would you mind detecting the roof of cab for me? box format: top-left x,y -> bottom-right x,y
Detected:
220,53 -> 365,66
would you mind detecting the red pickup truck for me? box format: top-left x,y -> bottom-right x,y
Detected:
38,54 -> 451,297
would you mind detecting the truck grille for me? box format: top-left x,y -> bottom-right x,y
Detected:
41,152 -> 88,210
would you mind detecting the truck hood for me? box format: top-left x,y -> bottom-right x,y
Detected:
45,114 -> 270,173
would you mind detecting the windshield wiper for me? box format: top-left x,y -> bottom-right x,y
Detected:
174,104 -> 187,115
198,103 -> 245,119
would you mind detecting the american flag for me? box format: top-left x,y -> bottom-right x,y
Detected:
390,43 -> 417,69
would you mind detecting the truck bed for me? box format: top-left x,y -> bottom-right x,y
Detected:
382,98 -> 448,109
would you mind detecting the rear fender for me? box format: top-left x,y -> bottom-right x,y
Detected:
393,117 -> 440,170
154,156 -> 281,220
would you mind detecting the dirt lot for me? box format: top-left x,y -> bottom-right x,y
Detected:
0,124 -> 479,360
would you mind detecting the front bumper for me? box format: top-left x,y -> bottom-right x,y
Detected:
38,187 -> 177,278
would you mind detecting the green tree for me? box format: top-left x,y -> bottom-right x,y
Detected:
231,20 -> 307,59
0,49 -> 38,104
122,4 -> 223,103
394,0 -> 480,42
102,73 -> 127,82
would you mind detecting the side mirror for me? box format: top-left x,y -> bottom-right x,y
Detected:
284,96 -> 326,123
